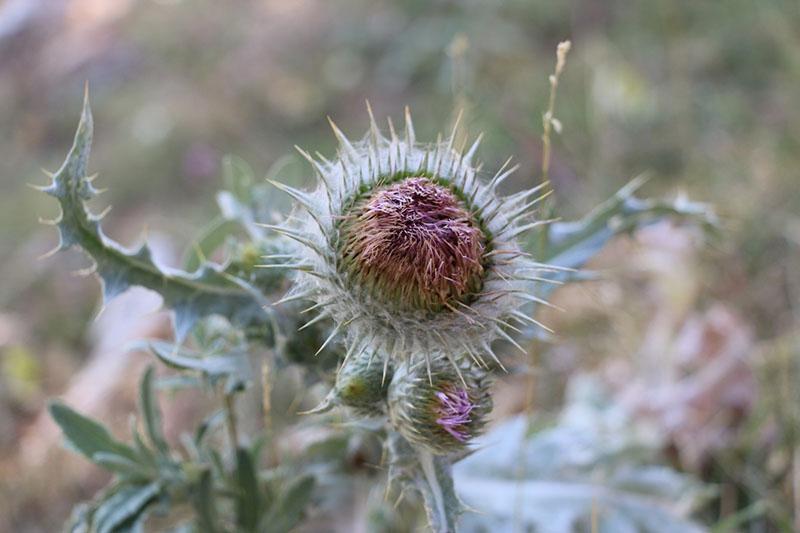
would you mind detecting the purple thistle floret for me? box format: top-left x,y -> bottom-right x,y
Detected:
435,387 -> 475,442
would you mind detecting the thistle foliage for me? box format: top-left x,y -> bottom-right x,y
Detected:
40,92 -> 717,532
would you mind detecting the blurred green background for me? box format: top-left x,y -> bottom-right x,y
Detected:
1,0 -> 799,531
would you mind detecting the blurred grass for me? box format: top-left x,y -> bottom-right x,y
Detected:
1,0 -> 799,530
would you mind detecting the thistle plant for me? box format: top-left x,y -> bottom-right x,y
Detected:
39,46 -> 717,532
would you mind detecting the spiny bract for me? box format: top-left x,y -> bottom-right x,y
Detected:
262,107 -> 553,375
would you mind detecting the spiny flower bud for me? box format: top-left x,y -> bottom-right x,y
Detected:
387,358 -> 492,455
306,348 -> 393,417
263,107 -> 554,374
333,349 -> 393,417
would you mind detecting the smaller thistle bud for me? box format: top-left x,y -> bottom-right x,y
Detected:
307,348 -> 393,417
334,349 -> 393,417
387,358 -> 492,455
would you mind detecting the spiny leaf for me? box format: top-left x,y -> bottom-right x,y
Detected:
39,92 -> 273,341
517,176 -> 719,341
539,175 -> 718,276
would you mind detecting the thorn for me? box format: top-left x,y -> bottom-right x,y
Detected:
481,340 -> 507,372
365,100 -> 382,143
273,291 -> 315,306
519,262 -> 577,273
463,133 -> 483,165
505,220 -> 552,240
488,158 -> 518,191
511,310 -> 554,333
327,116 -> 359,158
256,224 -> 321,253
494,326 -> 527,355
315,322 -> 343,357
404,105 -> 415,145
516,292 -> 565,312
458,338 -> 487,369
424,351 -> 433,386
387,116 -> 398,143
28,182 -> 53,194
254,262 -> 315,272
298,311 -> 330,331
339,334 -> 369,370
300,299 -> 333,314
72,264 -> 98,277
490,316 -> 523,335
266,179 -> 315,210
91,204 -> 112,221
297,393 -> 335,415
446,109 -> 464,152
295,145 -> 334,191
518,274 -> 563,286
38,245 -> 64,260
38,216 -> 60,226
382,357 -> 391,386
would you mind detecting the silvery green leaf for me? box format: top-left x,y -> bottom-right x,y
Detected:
191,469 -> 220,533
91,482 -> 160,533
92,452 -> 152,482
534,176 -> 718,297
39,92 -> 273,341
141,340 -> 250,391
453,378 -> 709,533
235,447 -> 263,532
139,365 -> 169,456
49,402 -> 139,465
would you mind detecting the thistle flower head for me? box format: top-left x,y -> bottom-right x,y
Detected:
387,358 -> 492,455
340,176 -> 485,312
266,108 -> 551,373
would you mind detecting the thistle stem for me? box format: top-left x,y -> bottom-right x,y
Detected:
418,450 -> 450,533
223,391 -> 239,451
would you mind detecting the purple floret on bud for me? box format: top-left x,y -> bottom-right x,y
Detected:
435,387 -> 475,442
